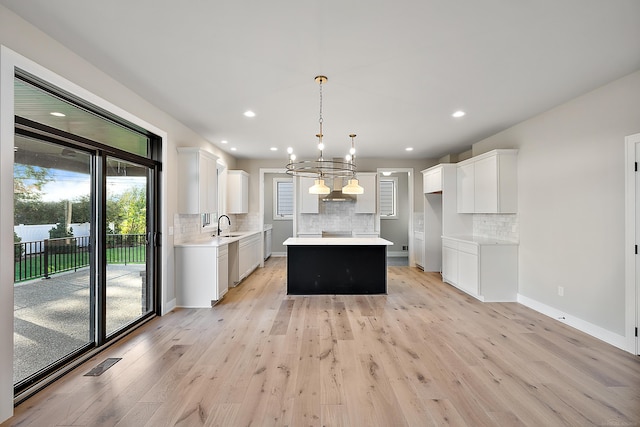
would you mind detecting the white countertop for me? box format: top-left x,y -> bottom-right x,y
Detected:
283,237 -> 393,246
442,235 -> 519,245
175,230 -> 262,247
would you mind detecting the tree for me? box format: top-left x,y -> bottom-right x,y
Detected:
14,164 -> 51,203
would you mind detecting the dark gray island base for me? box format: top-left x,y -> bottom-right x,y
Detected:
283,237 -> 393,295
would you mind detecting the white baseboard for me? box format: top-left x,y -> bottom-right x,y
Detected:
271,252 -> 286,257
517,294 -> 628,351
387,251 -> 408,257
162,298 -> 176,315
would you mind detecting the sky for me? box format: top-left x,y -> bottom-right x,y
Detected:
18,167 -> 146,202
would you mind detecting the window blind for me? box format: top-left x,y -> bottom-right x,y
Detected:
276,180 -> 293,217
379,179 -> 395,217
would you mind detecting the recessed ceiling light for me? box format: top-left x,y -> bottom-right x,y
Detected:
452,110 -> 466,118
382,171 -> 393,176
50,112 -> 66,117
243,110 -> 256,118
405,147 -> 414,152
230,147 -> 237,151
270,147 -> 278,151
221,140 -> 228,144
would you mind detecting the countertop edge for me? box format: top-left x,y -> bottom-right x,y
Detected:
283,237 -> 393,246
442,235 -> 519,245
174,229 -> 262,247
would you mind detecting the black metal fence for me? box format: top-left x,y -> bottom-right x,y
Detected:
14,234 -> 146,283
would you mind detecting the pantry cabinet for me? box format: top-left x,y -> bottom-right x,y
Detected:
177,148 -> 218,214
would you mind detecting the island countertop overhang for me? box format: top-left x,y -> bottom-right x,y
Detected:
283,237 -> 393,246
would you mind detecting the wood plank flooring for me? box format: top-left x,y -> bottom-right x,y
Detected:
3,258 -> 639,426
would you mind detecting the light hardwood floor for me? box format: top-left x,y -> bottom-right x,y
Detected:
3,258 -> 639,426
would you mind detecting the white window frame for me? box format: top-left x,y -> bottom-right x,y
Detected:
379,176 -> 398,219
273,177 -> 294,220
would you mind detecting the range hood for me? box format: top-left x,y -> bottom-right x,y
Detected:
322,177 -> 355,202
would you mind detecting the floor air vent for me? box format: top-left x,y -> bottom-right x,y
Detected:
84,358 -> 122,376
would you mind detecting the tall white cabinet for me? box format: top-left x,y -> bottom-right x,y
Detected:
421,164 -> 471,272
177,148 -> 218,214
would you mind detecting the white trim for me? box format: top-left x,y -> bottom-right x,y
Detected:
387,251 -> 408,257
376,168 -> 415,266
625,133 -> 640,355
271,252 -> 287,257
259,168 -> 289,267
517,294 -> 628,351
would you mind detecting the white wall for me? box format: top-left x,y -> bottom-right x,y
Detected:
0,6 -> 236,421
472,70 -> 640,339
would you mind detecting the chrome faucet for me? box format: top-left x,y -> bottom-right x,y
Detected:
217,215 -> 231,236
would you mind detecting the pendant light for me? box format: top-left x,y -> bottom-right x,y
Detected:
286,76 -> 362,195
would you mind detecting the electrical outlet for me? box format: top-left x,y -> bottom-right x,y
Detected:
558,286 -> 564,296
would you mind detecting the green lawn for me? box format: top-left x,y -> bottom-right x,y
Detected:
14,245 -> 146,283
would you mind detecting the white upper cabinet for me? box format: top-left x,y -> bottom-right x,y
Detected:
456,149 -> 518,213
456,162 -> 475,213
355,173 -> 377,213
177,148 -> 218,214
423,165 -> 443,193
298,177 -> 319,214
227,170 -> 249,214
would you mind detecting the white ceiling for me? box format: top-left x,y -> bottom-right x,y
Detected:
2,1 -> 640,160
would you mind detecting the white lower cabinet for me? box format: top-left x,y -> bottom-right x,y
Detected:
239,233 -> 261,281
176,245 -> 228,308
264,228 -> 272,260
217,245 -> 229,299
441,237 -> 517,302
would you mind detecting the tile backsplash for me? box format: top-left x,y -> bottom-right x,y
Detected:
473,213 -> 519,242
173,212 -> 261,244
298,201 -> 376,234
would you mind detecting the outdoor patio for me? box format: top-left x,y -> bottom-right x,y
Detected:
13,264 -> 146,384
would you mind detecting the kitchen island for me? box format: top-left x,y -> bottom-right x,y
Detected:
283,237 -> 393,295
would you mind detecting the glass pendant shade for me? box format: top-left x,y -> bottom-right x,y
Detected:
342,178 -> 364,195
309,178 -> 331,195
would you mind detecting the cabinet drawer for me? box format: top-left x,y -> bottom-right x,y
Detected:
442,238 -> 457,250
457,241 -> 478,255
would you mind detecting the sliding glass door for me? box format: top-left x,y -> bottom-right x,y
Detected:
13,75 -> 161,394
13,135 -> 94,386
105,157 -> 153,337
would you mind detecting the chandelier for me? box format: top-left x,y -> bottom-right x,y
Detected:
286,75 -> 364,195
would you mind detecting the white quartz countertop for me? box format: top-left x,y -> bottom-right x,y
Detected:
442,235 -> 519,245
283,237 -> 393,246
174,230 -> 262,247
